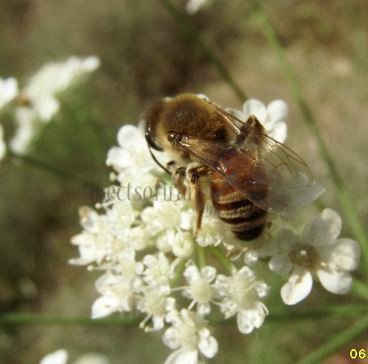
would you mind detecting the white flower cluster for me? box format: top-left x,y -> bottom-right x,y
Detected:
0,56 -> 100,157
71,98 -> 360,364
185,0 -> 211,14
40,349 -> 109,364
0,77 -> 18,160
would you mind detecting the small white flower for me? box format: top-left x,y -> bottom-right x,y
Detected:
23,56 -> 100,116
186,0 -> 210,14
170,231 -> 193,258
243,239 -> 278,266
9,107 -> 37,153
227,98 -> 288,143
127,225 -> 152,251
0,124 -> 6,161
74,353 -> 110,364
196,215 -> 230,247
163,309 -> 218,364
107,124 -> 164,188
141,200 -> 187,236
141,199 -> 194,257
10,56 -> 99,153
137,287 -> 176,331
40,350 -> 110,364
215,266 -> 269,334
70,203 -> 135,266
269,208 -> 361,305
92,270 -> 137,318
183,264 -> 216,315
0,77 -> 18,110
40,349 -> 68,364
142,253 -> 175,289
111,248 -> 141,281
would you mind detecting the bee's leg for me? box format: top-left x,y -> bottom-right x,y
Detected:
235,115 -> 264,146
186,166 -> 207,237
155,161 -> 185,195
168,161 -> 187,197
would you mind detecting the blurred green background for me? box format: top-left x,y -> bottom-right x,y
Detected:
0,0 -> 367,363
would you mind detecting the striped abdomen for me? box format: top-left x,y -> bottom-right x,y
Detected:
210,174 -> 268,241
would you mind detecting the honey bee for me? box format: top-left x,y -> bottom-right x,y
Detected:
144,93 -> 315,241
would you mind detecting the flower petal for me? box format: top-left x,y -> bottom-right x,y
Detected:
186,0 -> 208,14
268,121 -> 287,143
184,265 -> 200,283
163,327 -> 181,349
242,99 -> 267,122
35,96 -> 59,121
267,100 -> 288,123
303,208 -> 341,246
91,296 -> 120,318
74,354 -> 110,364
269,254 -> 293,276
0,77 -> 18,109
281,267 -> 313,305
106,147 -> 133,169
324,238 -> 361,271
40,349 -> 68,364
198,329 -> 218,358
0,125 -> 6,160
317,269 -> 352,294
236,303 -> 266,334
201,266 -> 217,282
117,125 -> 144,150
164,349 -> 198,364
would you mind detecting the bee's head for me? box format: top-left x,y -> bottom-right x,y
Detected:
144,99 -> 166,151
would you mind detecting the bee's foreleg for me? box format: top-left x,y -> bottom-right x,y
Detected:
186,166 -> 207,237
165,161 -> 186,195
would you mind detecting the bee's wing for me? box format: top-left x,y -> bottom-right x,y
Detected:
178,132 -> 323,217
242,131 -> 323,216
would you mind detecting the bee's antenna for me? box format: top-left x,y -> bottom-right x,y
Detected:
148,147 -> 170,175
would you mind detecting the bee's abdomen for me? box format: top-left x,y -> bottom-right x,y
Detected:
211,185 -> 267,241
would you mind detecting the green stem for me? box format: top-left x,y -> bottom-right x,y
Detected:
0,312 -> 142,327
196,244 -> 207,268
1,305 -> 367,327
352,279 -> 368,301
158,0 -> 247,102
209,246 -> 235,274
270,305 -> 368,321
8,149 -> 103,191
171,258 -> 186,286
297,314 -> 368,364
213,305 -> 368,325
253,0 -> 368,276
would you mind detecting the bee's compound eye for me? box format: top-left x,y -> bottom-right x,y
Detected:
145,130 -> 163,151
168,132 -> 176,143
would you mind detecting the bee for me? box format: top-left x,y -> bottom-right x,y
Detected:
144,93 -> 316,241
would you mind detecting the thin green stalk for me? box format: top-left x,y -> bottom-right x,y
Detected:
297,314 -> 368,364
196,244 -> 207,268
209,246 -> 235,274
158,0 -> 247,102
253,0 -> 368,275
8,149 -> 103,191
172,258 -> 186,286
270,305 -> 368,321
213,305 -> 368,325
352,279 -> 368,301
0,313 -> 142,327
2,305 -> 367,327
